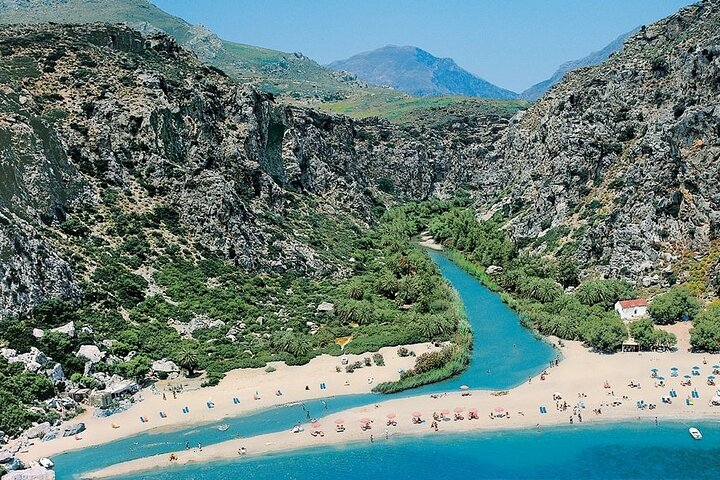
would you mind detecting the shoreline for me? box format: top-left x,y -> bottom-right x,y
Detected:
85,404 -> 720,479
82,329 -> 720,479
15,342 -> 436,462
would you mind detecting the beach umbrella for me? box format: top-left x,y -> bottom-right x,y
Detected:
334,418 -> 344,424
656,376 -> 665,381
311,422 -> 321,428
360,418 -> 371,424
440,409 -> 450,415
709,375 -> 716,379
454,407 -> 464,413
468,407 -> 479,413
495,407 -> 505,413
412,411 -> 422,418
386,413 -> 396,419
651,368 -> 659,372
460,385 -> 469,390
671,367 -> 679,371
713,365 -> 720,369
684,375 -> 692,379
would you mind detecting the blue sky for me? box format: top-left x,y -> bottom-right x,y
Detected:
151,0 -> 694,92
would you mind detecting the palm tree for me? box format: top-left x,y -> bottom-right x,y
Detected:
175,344 -> 199,377
289,336 -> 312,358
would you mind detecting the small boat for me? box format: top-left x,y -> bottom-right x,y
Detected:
689,427 -> 703,440
217,424 -> 230,432
39,458 -> 54,469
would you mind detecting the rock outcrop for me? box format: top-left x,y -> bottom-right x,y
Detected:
0,23 -> 510,316
485,0 -> 720,288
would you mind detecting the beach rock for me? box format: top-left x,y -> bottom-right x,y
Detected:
41,429 -> 59,442
2,466 -> 55,480
62,423 -> 85,437
151,359 -> 179,374
0,449 -> 12,463
76,345 -> 104,364
3,457 -> 24,471
25,422 -> 50,439
32,328 -> 44,339
316,301 -> 335,313
51,321 -> 75,337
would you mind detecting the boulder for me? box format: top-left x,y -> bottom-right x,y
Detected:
2,466 -> 55,480
151,359 -> 179,374
1,348 -> 17,360
51,321 -> 75,337
32,328 -> 44,339
0,449 -> 12,463
25,422 -> 50,439
316,301 -> 335,313
76,345 -> 104,364
62,423 -> 85,437
486,265 -> 503,275
49,363 -> 65,383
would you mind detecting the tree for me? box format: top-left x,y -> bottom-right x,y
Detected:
575,279 -> 636,309
175,344 -> 199,377
690,302 -> 720,352
629,319 -> 657,350
556,258 -> 579,288
580,316 -> 627,352
117,355 -> 151,381
648,287 -> 701,325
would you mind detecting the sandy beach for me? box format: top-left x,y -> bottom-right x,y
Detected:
81,323 -> 720,479
417,231 -> 443,250
16,342 -> 436,463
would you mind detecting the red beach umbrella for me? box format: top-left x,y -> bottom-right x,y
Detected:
468,408 -> 479,413
334,418 -> 344,424
412,411 -> 422,418
440,409 -> 450,415
311,422 -> 322,428
495,407 -> 505,413
360,418 -> 371,424
386,413 -> 396,419
454,407 -> 464,413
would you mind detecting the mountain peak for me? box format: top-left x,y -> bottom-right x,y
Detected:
329,45 -> 517,99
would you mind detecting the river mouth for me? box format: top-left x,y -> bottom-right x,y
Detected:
53,252 -> 555,479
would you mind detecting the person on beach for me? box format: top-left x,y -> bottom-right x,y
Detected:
198,443 -> 202,451
370,434 -> 374,443
536,423 -> 540,432
185,441 -> 190,450
385,428 -> 389,440
163,393 -> 166,401
569,416 -> 573,424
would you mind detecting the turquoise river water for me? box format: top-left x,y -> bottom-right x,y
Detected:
49,252 -> 718,479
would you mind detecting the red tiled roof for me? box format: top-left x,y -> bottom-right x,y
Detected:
618,299 -> 647,309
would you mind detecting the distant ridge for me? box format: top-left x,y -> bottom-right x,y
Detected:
329,45 -> 518,99
520,27 -> 639,100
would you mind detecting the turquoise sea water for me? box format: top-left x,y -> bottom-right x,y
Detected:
50,252 -> 560,478
111,421 -> 720,480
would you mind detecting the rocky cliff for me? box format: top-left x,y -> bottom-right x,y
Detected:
0,23 -> 509,316
486,0 -> 720,291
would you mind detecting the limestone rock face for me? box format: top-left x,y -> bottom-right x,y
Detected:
0,23 -> 510,316
484,1 -> 720,288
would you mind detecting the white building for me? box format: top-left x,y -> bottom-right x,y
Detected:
615,299 -> 648,320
